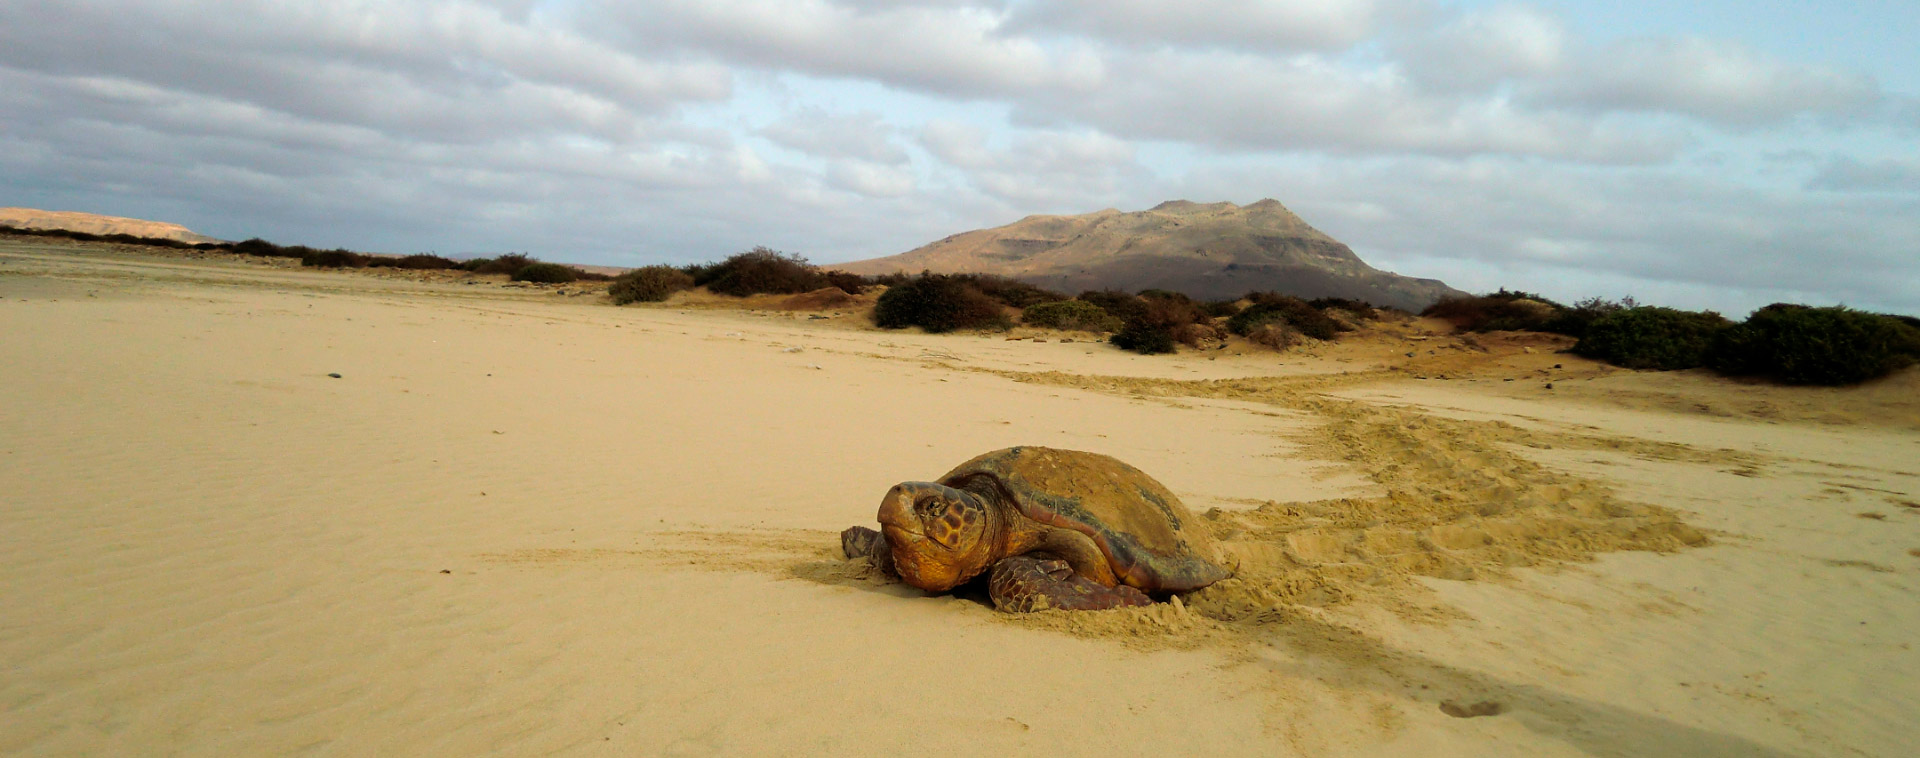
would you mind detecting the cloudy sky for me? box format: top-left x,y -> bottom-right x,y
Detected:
3,1 -> 1915,314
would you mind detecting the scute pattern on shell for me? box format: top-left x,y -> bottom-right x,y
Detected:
941,446 -> 1230,592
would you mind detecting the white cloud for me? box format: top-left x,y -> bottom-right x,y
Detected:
574,0 -> 1105,96
1399,7 -> 1881,127
1537,36 -> 1879,125
1397,4 -> 1569,89
759,109 -> 909,163
1009,0 -> 1428,52
919,122 -> 1147,208
1809,157 -> 1920,193
1022,50 -> 1686,161
826,161 -> 917,197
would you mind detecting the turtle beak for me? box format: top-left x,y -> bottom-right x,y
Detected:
876,483 -> 924,537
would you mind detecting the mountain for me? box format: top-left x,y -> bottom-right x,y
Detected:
0,207 -> 224,244
833,199 -> 1464,311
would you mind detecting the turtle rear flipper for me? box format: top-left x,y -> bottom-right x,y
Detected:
988,554 -> 1151,612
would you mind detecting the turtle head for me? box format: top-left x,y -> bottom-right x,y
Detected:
876,482 -> 996,592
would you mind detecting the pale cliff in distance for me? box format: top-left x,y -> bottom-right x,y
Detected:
834,200 -> 1465,311
0,207 -> 224,245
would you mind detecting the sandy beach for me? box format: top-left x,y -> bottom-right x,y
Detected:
2,236 -> 1915,757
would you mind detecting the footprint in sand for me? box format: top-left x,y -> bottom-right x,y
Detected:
1439,700 -> 1506,718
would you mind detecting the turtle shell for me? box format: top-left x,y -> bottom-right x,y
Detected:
939,446 -> 1230,592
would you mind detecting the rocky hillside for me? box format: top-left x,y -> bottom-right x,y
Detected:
834,200 -> 1463,310
0,208 -> 223,244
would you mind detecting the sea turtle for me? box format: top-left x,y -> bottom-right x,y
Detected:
841,446 -> 1233,612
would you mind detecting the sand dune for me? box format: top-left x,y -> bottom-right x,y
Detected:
0,207 -> 224,244
2,235 -> 1915,756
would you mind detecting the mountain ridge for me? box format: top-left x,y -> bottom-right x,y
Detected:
834,199 -> 1463,310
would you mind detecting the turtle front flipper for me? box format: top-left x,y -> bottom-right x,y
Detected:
988,554 -> 1151,612
841,526 -> 895,575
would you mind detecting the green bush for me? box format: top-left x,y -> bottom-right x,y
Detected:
1077,290 -> 1149,325
697,247 -> 827,296
300,249 -> 370,268
1228,294 -> 1342,340
1706,305 -> 1917,385
1573,307 -> 1730,370
872,274 -> 1009,333
512,262 -> 580,283
609,265 -> 695,304
1542,297 -> 1631,339
1022,300 -> 1122,332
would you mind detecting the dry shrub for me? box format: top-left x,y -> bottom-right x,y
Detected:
953,275 -> 1065,308
232,238 -> 300,258
697,247 -> 828,296
1246,322 -> 1300,351
300,249 -> 370,268
1172,322 -> 1222,347
872,274 -> 1009,333
1422,290 -> 1563,332
1111,322 -> 1176,354
822,271 -> 870,295
1308,297 -> 1378,320
1229,294 -> 1342,340
464,253 -> 536,275
609,265 -> 694,304
381,254 -> 461,270
1110,291 -> 1209,354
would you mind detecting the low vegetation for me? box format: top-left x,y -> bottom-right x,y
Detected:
609,265 -> 695,305
509,262 -> 579,284
1422,290 -> 1563,333
872,273 -> 1010,333
1706,305 -> 1920,385
691,247 -> 829,297
1227,293 -> 1345,341
300,249 -> 370,268
1021,300 -> 1122,332
384,254 -> 462,270
1571,307 -> 1730,370
20,223 -> 1914,384
1427,287 -> 1920,385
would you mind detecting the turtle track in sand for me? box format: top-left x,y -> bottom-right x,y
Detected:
937,367 -> 1729,640
640,365 -> 1738,648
